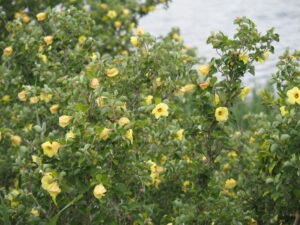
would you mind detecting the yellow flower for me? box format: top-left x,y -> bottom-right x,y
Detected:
78,35 -> 87,44
257,51 -> 270,64
11,135 -> 22,146
155,77 -> 162,86
125,129 -> 133,144
129,22 -> 136,30
107,10 -> 117,19
44,36 -> 54,45
227,151 -> 238,158
18,90 -> 27,101
214,94 -> 220,105
161,155 -> 168,164
118,117 -> 130,126
197,65 -> 210,76
38,54 -> 48,63
122,9 -> 130,15
41,141 -> 62,157
199,82 -> 210,90
49,104 -> 59,113
182,181 -> 191,192
215,107 -> 229,122
287,87 -> 300,104
31,208 -> 40,217
249,137 -> 255,143
99,127 -> 111,140
130,36 -> 139,47
59,115 -> 73,128
239,52 -> 249,64
40,93 -> 52,102
145,95 -> 153,105
22,16 -> 30,23
172,33 -> 182,41
225,178 -> 237,189
152,103 -> 169,119
90,78 -> 100,88
66,131 -> 76,140
240,86 -> 250,100
148,5 -> 156,11
47,182 -> 61,205
222,163 -> 232,172
36,12 -> 46,21
0,132 -> 2,141
179,84 -> 196,94
96,96 -> 107,107
2,95 -> 11,103
32,155 -> 42,164
93,184 -> 107,199
176,129 -> 184,141
136,27 -> 145,36
279,106 -> 288,116
114,21 -> 122,28
3,46 -> 13,56
106,68 -> 119,77
30,96 -> 39,104
99,3 -> 108,10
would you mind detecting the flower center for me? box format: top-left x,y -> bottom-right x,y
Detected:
157,108 -> 163,113
218,111 -> 223,116
295,93 -> 299,99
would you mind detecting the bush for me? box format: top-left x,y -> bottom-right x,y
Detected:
1,1 -> 300,225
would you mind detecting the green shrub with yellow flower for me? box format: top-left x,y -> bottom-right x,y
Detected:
1,0 -> 300,224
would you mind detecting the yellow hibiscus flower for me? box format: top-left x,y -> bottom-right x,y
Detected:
152,103 -> 169,119
215,107 -> 229,122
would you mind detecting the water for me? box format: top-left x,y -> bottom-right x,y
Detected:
140,0 -> 300,87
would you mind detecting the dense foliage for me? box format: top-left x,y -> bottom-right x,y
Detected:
0,1 -> 299,225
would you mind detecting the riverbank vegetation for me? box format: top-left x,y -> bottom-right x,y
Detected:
0,1 -> 300,224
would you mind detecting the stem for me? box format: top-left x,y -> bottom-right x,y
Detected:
294,210 -> 300,225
